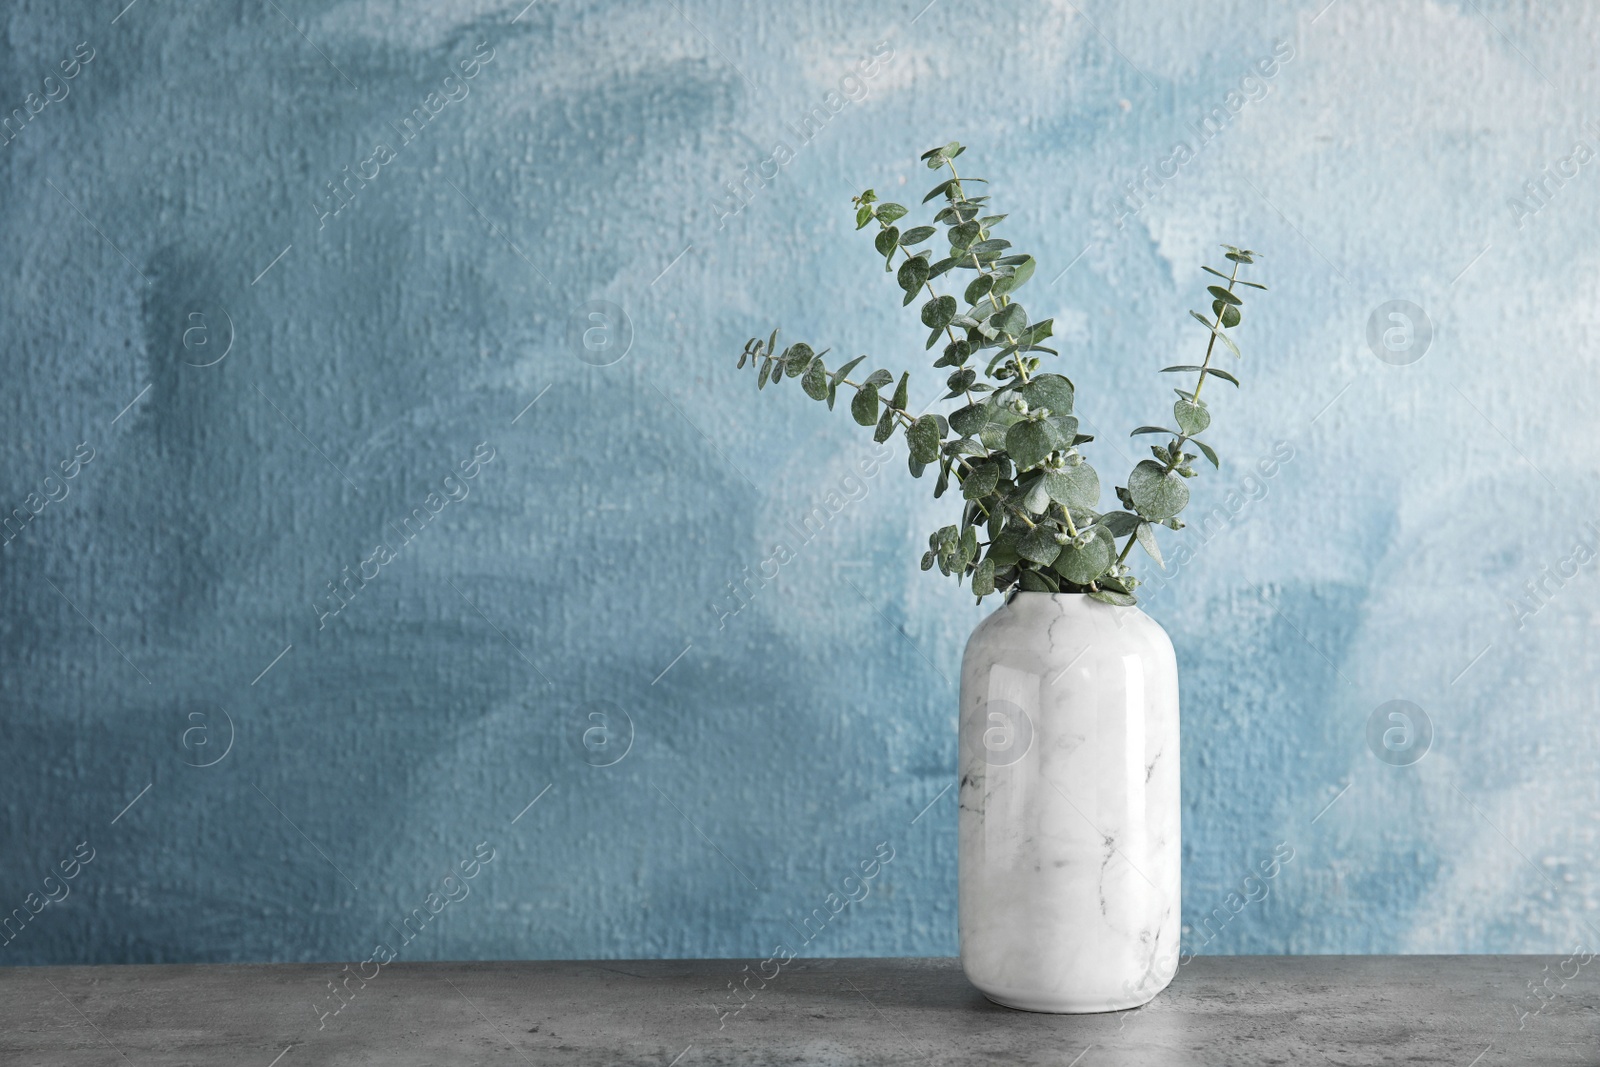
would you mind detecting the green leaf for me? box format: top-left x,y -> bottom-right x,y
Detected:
781,343 -> 814,374
1018,318 -> 1055,349
991,255 -> 1036,296
892,371 -> 909,412
979,407 -> 1020,451
921,295 -> 957,330
1204,367 -> 1240,387
1207,285 -> 1242,307
1135,522 -> 1164,567
757,358 -> 772,389
801,358 -> 827,400
830,355 -> 866,388
949,221 -> 980,252
855,204 -> 874,230
862,368 -> 894,388
1173,399 -> 1210,435
923,178 -> 956,203
944,367 -> 976,398
1189,310 -> 1215,329
950,402 -> 989,437
875,203 -> 908,225
874,227 -> 900,258
1194,440 -> 1220,468
971,557 -> 996,596
928,256 -> 958,280
1018,526 -> 1062,566
874,406 -> 896,443
898,256 -> 930,297
1042,463 -> 1100,510
1098,510 -> 1141,537
851,384 -> 880,426
1018,568 -> 1057,592
992,303 -> 1027,338
1212,330 -> 1241,358
1217,303 -> 1241,328
1006,420 -> 1054,470
1018,373 -> 1074,416
1160,364 -> 1206,374
962,461 -> 1000,499
1131,425 -> 1179,436
964,275 -> 994,304
987,529 -> 1021,568
1022,478 -> 1050,515
936,338 -> 972,368
1128,459 -> 1191,520
1052,526 -> 1114,585
908,415 -> 942,464
901,225 -> 937,246
1087,588 -> 1137,607
935,201 -> 982,225
1043,414 -> 1079,450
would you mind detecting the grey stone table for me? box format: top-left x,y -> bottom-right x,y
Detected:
1,956 -> 1594,1065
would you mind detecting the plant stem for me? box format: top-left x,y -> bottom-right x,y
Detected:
1189,258 -> 1240,407
947,160 -> 1030,385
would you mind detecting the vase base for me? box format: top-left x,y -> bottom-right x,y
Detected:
978,985 -> 1165,1015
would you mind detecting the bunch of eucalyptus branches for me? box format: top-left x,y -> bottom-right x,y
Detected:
736,142 -> 1264,606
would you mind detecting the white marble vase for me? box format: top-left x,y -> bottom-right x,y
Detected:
958,591 -> 1180,1013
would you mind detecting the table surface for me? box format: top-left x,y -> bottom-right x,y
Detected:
1,956 -> 1593,1065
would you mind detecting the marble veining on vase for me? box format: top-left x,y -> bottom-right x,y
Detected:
958,592 -> 1180,1013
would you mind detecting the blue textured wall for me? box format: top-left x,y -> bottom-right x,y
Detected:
3,0 -> 1597,973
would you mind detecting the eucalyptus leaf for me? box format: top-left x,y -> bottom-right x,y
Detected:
874,406 -> 896,443
1052,525 -> 1114,585
1018,373 -> 1074,415
1042,463 -> 1100,510
801,358 -> 827,400
1018,568 -> 1057,592
1174,399 -> 1210,435
962,461 -> 1000,499
1098,510 -> 1141,537
1128,459 -> 1190,520
1006,420 -> 1054,470
921,295 -> 957,330
851,383 -> 880,426
992,303 -> 1027,338
1135,522 -> 1164,567
908,415 -> 942,463
1018,526 -> 1062,566
898,256 -> 930,298
1023,479 -> 1051,515
949,402 -> 990,437
971,556 -> 996,596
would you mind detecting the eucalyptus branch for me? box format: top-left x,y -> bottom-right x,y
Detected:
734,142 -> 1266,605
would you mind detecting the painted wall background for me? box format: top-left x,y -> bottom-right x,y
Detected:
2,0 -> 1597,975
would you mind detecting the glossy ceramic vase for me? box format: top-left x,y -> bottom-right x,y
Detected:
958,592 -> 1180,1013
